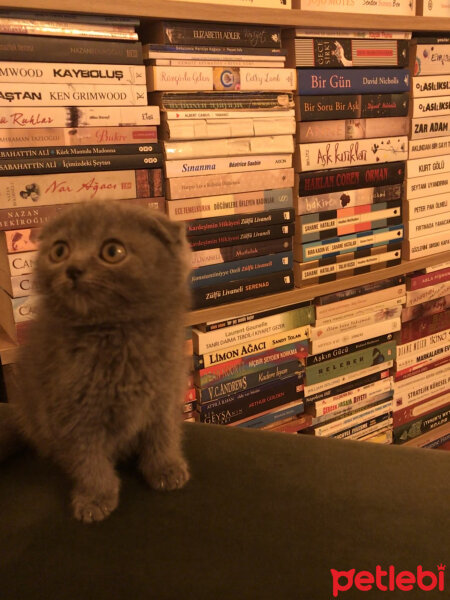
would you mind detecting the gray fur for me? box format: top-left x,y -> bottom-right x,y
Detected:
1,201 -> 191,523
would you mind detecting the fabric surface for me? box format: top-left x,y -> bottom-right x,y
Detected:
0,422 -> 449,600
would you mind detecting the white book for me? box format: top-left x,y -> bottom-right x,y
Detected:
296,0 -> 415,14
292,28 -> 412,39
164,154 -> 292,178
163,116 -> 295,140
163,109 -> 295,120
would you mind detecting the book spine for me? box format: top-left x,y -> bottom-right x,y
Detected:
406,172 -> 450,199
291,29 -> 412,39
304,361 -> 393,398
185,207 -> 294,236
411,75 -> 450,97
300,225 -> 404,263
200,300 -> 313,333
408,135 -> 450,159
316,275 -> 405,310
167,168 -> 295,201
198,375 -> 303,426
393,393 -> 450,429
297,116 -> 409,143
165,154 -> 292,178
0,83 -> 147,107
0,34 -> 143,64
405,213 -> 450,239
192,303 -> 313,354
0,127 -> 158,149
0,153 -> 163,176
144,44 -> 287,58
9,273 -> 35,298
404,230 -> 450,260
149,21 -> 281,49
406,155 -> 450,178
305,368 -> 391,405
312,297 -> 404,332
0,169 -> 163,209
394,364 -> 450,409
0,142 -> 161,159
190,237 -> 292,269
295,244 -> 402,285
197,359 -> 302,403
163,109 -> 295,120
194,322 -> 309,369
296,184 -> 403,215
413,44 -> 450,76
307,332 -> 395,367
166,0 -> 291,6
296,93 -> 409,121
410,96 -> 450,118
12,295 -> 39,323
401,297 -> 449,324
393,405 -> 450,444
0,106 -> 160,129
297,136 -> 408,172
297,68 -> 410,95
310,318 -> 401,355
410,116 -> 450,139
408,268 -> 450,291
0,25 -> 137,43
155,59 -> 286,68
192,270 -> 295,309
298,161 -> 406,196
4,228 -> 40,252
146,66 -> 296,91
333,413 -> 392,441
7,250 -> 37,276
304,340 -> 397,386
194,340 -> 308,388
312,399 -> 393,437
296,201 -> 402,243
190,252 -> 293,288
0,197 -> 164,232
298,0 -> 415,15
167,188 -> 293,222
163,117 -> 295,141
397,327 -> 450,358
189,223 -> 294,251
0,12 -> 140,26
291,39 -> 408,68
0,63 -> 145,85
164,135 -> 294,161
406,280 -> 450,307
235,401 -> 307,430
153,91 -> 295,111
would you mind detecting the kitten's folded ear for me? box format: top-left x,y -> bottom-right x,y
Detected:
145,212 -> 191,269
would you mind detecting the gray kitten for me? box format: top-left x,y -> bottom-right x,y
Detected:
0,200 -> 191,523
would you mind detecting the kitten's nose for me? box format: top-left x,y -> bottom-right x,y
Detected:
66,266 -> 83,281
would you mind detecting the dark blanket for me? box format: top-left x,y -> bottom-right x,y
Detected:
0,423 -> 449,600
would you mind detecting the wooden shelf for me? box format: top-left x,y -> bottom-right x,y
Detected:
1,0 -> 450,31
2,251 -> 449,365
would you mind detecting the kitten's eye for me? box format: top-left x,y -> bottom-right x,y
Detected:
100,240 -> 127,264
49,241 -> 70,262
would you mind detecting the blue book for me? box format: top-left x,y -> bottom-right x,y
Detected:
190,251 -> 293,289
297,69 -> 410,95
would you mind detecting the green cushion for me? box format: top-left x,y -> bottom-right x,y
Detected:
0,423 -> 449,600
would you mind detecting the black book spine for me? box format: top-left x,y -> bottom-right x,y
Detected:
189,223 -> 294,251
0,34 -> 142,64
152,21 -> 281,49
297,93 -> 409,121
0,154 -> 163,176
185,208 -> 295,237
0,143 -> 161,160
192,270 -> 294,310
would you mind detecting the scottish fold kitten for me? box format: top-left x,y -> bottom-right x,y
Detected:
0,200 -> 191,523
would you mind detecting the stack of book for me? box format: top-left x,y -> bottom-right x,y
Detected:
393,263 -> 450,448
191,302 -> 313,431
285,28 -> 410,287
300,276 -> 404,444
0,11 -> 162,344
141,20 -> 297,309
405,36 -> 450,261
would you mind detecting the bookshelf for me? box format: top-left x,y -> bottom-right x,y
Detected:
0,0 -> 450,31
1,1 -> 450,364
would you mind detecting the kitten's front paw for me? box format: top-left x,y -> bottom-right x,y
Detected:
145,459 -> 190,492
72,492 -> 119,523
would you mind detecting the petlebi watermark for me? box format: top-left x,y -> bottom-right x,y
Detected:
330,564 -> 446,597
